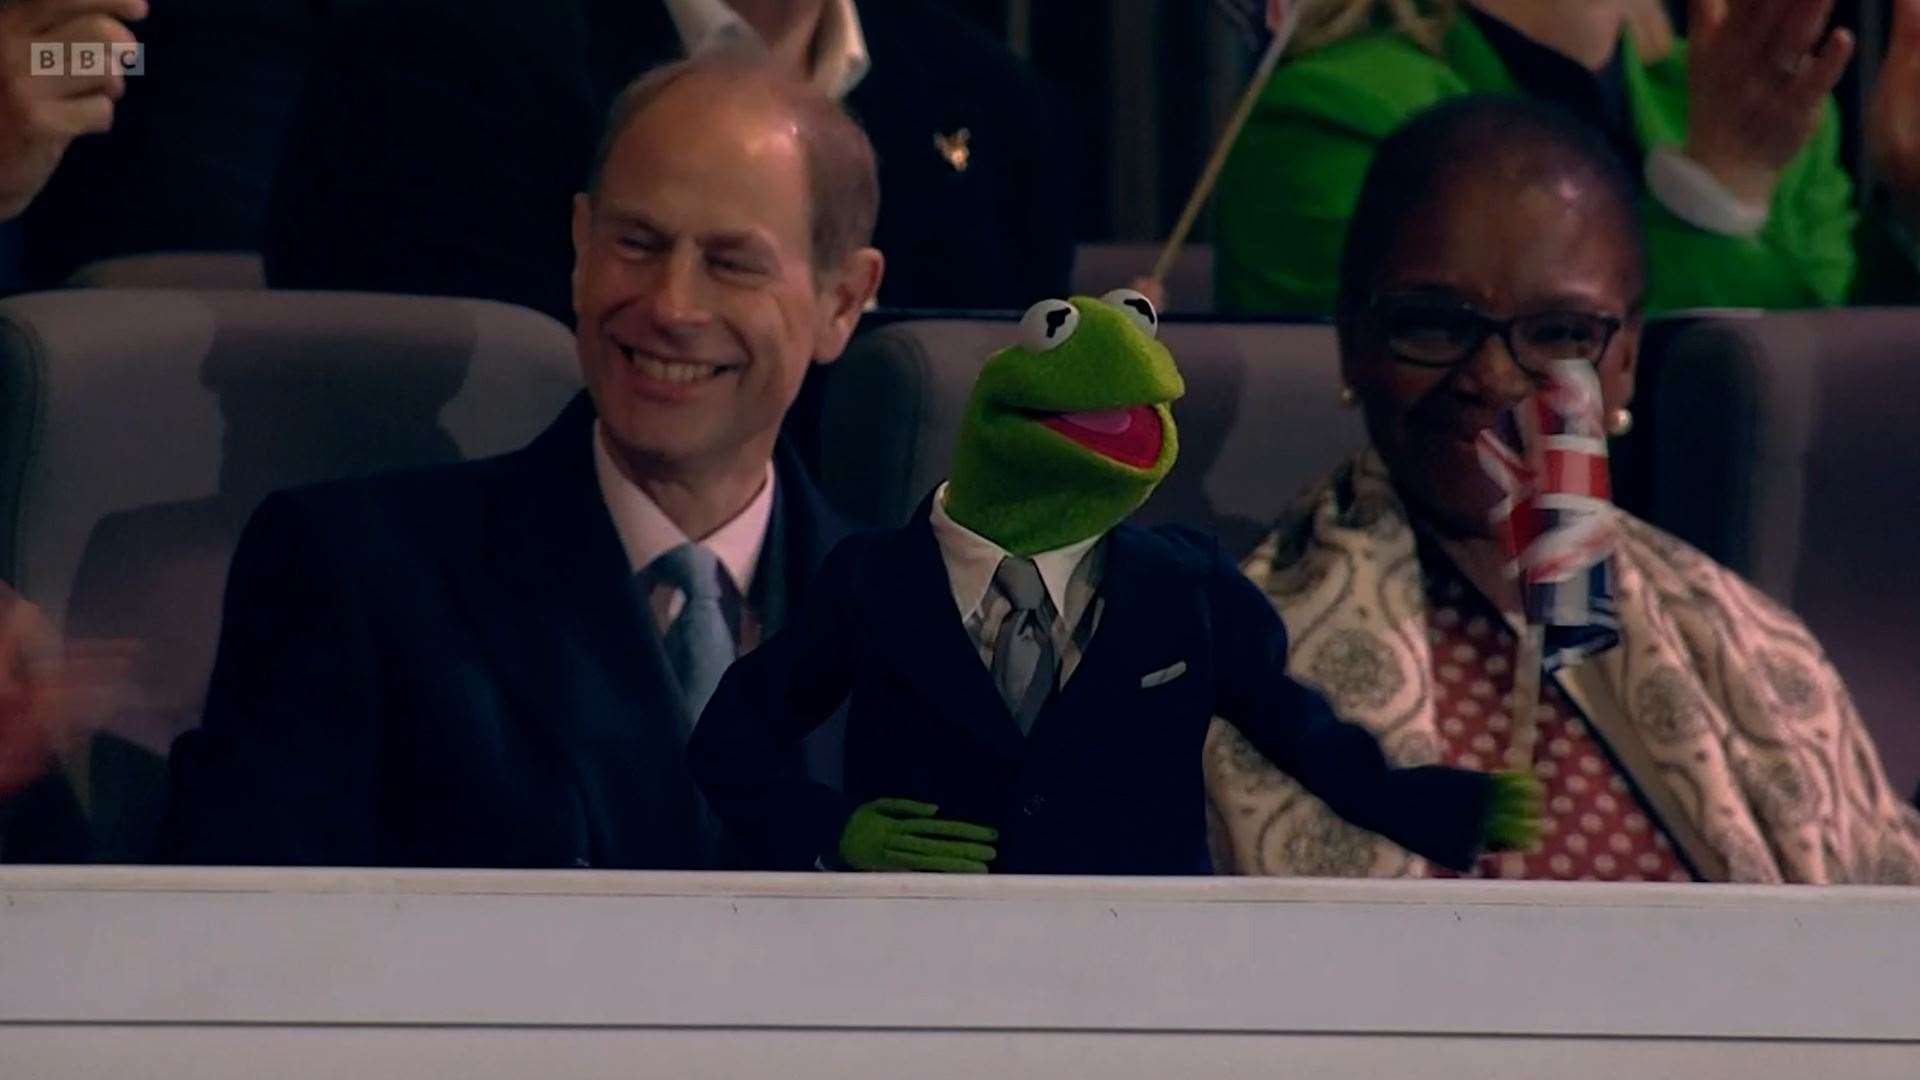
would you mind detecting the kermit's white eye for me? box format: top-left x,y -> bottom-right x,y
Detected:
1018,299 -> 1079,353
1100,288 -> 1159,339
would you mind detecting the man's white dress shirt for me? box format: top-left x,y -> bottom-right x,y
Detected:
593,420 -> 776,647
927,482 -> 1105,687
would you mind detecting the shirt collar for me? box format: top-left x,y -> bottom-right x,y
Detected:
592,420 -> 776,597
927,482 -> 1104,622
662,0 -> 870,98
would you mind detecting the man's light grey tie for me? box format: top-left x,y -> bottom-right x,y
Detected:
650,542 -> 735,733
990,555 -> 1057,735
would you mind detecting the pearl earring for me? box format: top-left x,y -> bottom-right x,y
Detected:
1338,385 -> 1357,408
1607,407 -> 1634,436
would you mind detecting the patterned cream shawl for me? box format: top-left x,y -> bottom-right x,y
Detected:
1204,451 -> 1920,884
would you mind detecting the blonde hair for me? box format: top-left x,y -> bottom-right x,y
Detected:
1288,0 -> 1458,56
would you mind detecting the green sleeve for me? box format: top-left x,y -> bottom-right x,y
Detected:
1217,34 -> 1865,315
1214,99 -> 1370,316
1642,99 -> 1858,311
1214,44 -> 1463,317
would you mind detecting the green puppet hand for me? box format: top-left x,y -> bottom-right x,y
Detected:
838,798 -> 1000,873
1481,771 -> 1545,853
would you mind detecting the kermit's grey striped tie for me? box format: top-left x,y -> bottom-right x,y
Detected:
990,555 -> 1057,735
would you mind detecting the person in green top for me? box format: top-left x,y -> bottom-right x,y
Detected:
1217,0 -> 1920,315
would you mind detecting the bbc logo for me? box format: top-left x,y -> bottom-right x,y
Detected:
29,43 -> 145,77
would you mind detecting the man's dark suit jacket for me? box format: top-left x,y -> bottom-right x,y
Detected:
688,499 -> 1497,875
263,0 -> 1074,321
160,393 -> 848,868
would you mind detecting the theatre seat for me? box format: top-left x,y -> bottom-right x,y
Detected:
1633,308 -> 1920,799
803,316 -> 1360,559
67,253 -> 268,290
0,289 -> 580,853
1070,243 -> 1215,315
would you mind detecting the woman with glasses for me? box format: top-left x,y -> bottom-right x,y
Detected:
1204,96 -> 1920,883
1213,0 -> 1920,316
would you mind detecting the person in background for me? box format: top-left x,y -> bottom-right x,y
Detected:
264,0 -> 1071,321
161,54 -> 881,868
1215,0 -> 1920,316
1205,96 -> 1920,884
0,0 -> 144,223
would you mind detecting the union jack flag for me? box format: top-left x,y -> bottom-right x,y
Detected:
1474,359 -> 1620,672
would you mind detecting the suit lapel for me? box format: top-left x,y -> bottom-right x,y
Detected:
866,502 -> 1028,762
1035,525 -> 1196,732
454,394 -> 704,867
752,439 -> 855,792
864,516 -> 1201,762
752,438 -> 852,636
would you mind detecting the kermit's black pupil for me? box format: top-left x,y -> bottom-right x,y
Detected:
1045,308 -> 1071,336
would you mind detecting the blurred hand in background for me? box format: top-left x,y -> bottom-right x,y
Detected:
0,0 -> 146,222
0,581 -> 138,800
1683,0 -> 1854,210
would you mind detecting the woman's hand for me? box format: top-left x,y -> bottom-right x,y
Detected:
1868,0 -> 1920,236
1682,0 -> 1854,211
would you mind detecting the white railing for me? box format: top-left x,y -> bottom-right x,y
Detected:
1,868 -> 1917,1078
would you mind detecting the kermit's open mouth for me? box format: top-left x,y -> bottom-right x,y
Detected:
1026,405 -> 1165,469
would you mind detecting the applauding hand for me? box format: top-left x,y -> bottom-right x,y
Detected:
1682,0 -> 1855,211
0,582 -> 140,800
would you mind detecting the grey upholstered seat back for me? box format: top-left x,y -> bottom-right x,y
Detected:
1070,243 -> 1215,315
1637,309 -> 1920,798
805,317 -> 1362,558
67,253 -> 268,290
0,289 -> 581,751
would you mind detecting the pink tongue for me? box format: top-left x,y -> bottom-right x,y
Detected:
1057,408 -> 1133,435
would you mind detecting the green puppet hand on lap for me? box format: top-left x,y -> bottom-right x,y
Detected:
839,799 -> 1000,872
1483,771 -> 1545,853
840,292 -> 1542,871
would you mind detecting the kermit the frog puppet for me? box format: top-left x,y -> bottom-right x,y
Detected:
688,291 -> 1540,874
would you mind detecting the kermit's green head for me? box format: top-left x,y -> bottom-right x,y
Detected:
945,290 -> 1185,556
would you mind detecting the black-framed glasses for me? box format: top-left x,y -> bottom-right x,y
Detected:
1368,294 -> 1624,374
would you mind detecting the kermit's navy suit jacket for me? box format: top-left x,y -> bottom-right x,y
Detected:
688,497 -> 1495,875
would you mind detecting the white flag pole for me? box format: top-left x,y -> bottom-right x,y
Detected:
1146,6 -> 1299,289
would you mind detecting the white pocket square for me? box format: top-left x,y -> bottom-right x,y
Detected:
1139,661 -> 1188,689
